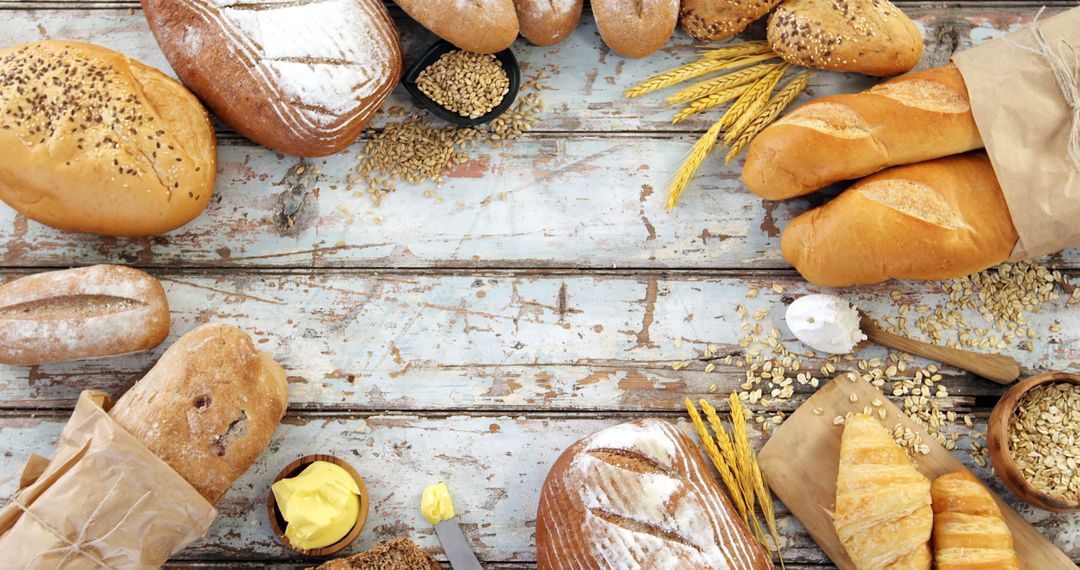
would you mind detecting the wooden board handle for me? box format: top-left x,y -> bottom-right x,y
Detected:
859,314 -> 1021,385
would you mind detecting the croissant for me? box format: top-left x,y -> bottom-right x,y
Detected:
834,415 -> 932,570
931,471 -> 1020,569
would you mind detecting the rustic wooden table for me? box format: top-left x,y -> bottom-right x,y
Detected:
0,2 -> 1077,568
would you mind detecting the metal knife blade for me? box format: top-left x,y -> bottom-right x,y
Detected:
434,518 -> 483,570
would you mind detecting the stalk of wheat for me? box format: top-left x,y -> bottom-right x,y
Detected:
725,72 -> 811,163
667,62 -> 784,105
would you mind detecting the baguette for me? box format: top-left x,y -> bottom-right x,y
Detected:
591,0 -> 678,59
0,265 -> 169,365
514,0 -> 583,46
743,65 -> 982,200
931,471 -> 1020,570
394,0 -> 519,54
110,323 -> 288,503
536,418 -> 774,569
781,152 -> 1018,287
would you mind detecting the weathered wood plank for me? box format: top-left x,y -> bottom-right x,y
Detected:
0,270 -> 1074,410
0,6 -> 1077,269
0,413 -> 1075,563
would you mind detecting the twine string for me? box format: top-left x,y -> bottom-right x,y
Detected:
1006,7 -> 1080,170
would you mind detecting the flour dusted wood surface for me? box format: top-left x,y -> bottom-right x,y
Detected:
0,5 -> 1076,269
0,1 -> 1077,568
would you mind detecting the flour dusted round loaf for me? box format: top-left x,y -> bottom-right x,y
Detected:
536,418 -> 774,569
0,41 -> 216,237
591,0 -> 679,59
767,0 -> 922,76
109,323 -> 289,504
144,0 -> 402,157
781,152 -> 1018,287
394,0 -> 519,54
514,0 -> 583,46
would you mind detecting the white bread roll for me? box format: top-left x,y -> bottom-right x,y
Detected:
0,265 -> 169,365
0,41 -> 216,237
591,0 -> 679,59
144,0 -> 402,157
781,152 -> 1018,287
514,0 -> 583,46
743,65 -> 982,201
767,0 -> 921,76
536,418 -> 774,569
394,0 -> 519,54
110,323 -> 288,503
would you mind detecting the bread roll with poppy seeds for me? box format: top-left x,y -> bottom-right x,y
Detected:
781,152 -> 1018,287
680,0 -> 784,41
0,41 -> 216,237
110,323 -> 288,504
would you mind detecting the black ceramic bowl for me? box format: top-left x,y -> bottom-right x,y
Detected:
402,40 -> 521,127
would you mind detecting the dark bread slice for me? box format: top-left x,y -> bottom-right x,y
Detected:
310,538 -> 441,570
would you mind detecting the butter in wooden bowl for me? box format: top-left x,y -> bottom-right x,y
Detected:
268,455 -> 369,556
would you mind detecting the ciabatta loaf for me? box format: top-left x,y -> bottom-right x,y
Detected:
680,0 -> 783,41
835,415 -> 932,570
110,323 -> 288,503
0,41 -> 216,237
514,0 -> 583,46
781,152 -> 1018,286
743,65 -> 982,200
144,0 -> 402,157
931,471 -> 1020,570
394,0 -> 519,54
767,0 -> 921,76
591,0 -> 679,59
0,265 -> 169,365
536,418 -> 773,569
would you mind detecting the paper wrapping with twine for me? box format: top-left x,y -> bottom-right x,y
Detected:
0,391 -> 217,569
953,7 -> 1080,260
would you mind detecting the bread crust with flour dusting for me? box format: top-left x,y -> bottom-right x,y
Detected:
144,0 -> 402,157
536,418 -> 774,569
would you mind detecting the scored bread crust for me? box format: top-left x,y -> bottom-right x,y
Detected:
743,65 -> 982,200
680,0 -> 784,42
109,323 -> 288,504
514,0 -> 583,46
767,0 -> 922,76
394,0 -> 519,54
0,41 -> 216,237
591,0 -> 679,59
144,0 -> 402,157
0,265 -> 169,365
536,418 -> 774,570
781,152 -> 1018,287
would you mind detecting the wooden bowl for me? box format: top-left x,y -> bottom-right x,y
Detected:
987,372 -> 1080,513
267,454 -> 370,556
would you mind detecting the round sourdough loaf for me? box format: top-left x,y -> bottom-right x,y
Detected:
393,0 -> 519,54
591,0 -> 679,58
144,0 -> 402,157
513,0 -> 583,46
0,41 -> 216,237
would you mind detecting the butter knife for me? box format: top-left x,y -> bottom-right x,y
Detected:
434,517 -> 483,570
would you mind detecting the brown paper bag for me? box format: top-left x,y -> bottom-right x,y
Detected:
953,7 -> 1080,260
0,391 -> 217,569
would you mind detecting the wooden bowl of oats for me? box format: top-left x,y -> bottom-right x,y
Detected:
987,372 -> 1080,512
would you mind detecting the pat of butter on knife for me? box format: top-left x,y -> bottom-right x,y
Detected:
421,482 -> 483,570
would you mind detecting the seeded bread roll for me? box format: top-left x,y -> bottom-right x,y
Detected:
0,41 -> 216,237
591,0 -> 679,58
537,418 -> 774,569
781,152 -> 1018,286
144,0 -> 402,157
680,0 -> 784,42
310,538 -> 440,570
743,65 -> 982,200
0,265 -> 169,365
110,323 -> 288,503
767,0 -> 922,76
394,0 -> 519,54
514,0 -> 583,46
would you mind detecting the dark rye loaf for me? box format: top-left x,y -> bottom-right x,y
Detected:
143,0 -> 402,157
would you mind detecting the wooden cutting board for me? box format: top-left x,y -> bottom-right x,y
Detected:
758,378 -> 1077,570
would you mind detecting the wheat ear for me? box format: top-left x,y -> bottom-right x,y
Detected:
672,84 -> 750,124
718,64 -> 788,131
699,40 -> 772,60
667,62 -> 784,105
725,72 -> 811,163
664,119 -> 723,210
685,398 -> 749,521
